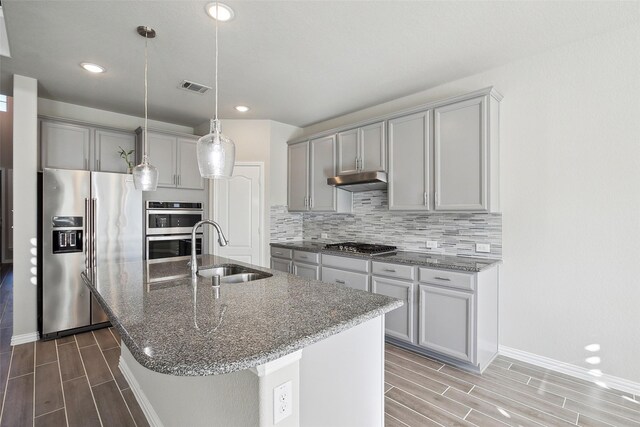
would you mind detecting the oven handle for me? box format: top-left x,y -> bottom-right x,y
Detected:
146,210 -> 204,215
146,234 -> 204,241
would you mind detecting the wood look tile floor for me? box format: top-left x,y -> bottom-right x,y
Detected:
1,267 -> 639,426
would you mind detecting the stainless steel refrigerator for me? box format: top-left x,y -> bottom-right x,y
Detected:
39,168 -> 142,339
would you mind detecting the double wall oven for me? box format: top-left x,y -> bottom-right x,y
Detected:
145,201 -> 204,261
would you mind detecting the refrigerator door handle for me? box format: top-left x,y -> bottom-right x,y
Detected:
84,198 -> 90,271
91,198 -> 97,269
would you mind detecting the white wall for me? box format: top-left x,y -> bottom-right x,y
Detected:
301,25 -> 640,383
12,75 -> 38,339
38,98 -> 193,134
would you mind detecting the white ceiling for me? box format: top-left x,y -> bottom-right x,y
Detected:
1,1 -> 638,128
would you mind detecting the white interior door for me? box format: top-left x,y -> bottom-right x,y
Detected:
212,163 -> 263,266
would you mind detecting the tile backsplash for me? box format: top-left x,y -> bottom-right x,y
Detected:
271,190 -> 501,259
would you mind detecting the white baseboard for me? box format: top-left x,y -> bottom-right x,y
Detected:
499,345 -> 640,396
11,331 -> 39,346
119,355 -> 164,427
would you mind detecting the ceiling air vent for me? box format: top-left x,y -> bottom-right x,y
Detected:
178,80 -> 211,94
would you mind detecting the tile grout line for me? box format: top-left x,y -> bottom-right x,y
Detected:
463,407 -> 472,420
74,335 -> 105,427
0,345 -> 14,424
467,384 -> 475,394
389,381 -> 473,424
386,394 -> 447,427
442,385 -> 450,396
385,358 -> 472,394
32,342 -> 36,427
54,341 -> 71,427
95,332 -> 139,426
384,411 -> 411,427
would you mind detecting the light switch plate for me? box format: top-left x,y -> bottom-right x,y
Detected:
476,243 -> 491,253
321,233 -> 328,239
274,381 -> 292,424
426,240 -> 438,249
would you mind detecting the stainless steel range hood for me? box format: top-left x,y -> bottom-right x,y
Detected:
327,171 -> 388,192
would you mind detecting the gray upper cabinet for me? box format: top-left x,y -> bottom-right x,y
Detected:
434,93 -> 500,212
41,120 -> 91,171
138,128 -> 203,190
310,135 -> 337,211
94,129 -> 136,173
40,119 -> 136,174
287,141 -> 310,212
288,138 -> 351,213
388,111 -> 431,211
177,138 -> 204,190
337,121 -> 386,174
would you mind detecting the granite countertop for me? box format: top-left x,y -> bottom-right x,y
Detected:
271,241 -> 501,272
81,255 -> 402,377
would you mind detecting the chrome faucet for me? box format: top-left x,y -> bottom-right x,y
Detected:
191,219 -> 229,276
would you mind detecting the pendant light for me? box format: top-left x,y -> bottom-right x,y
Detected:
132,26 -> 159,191
197,2 -> 236,179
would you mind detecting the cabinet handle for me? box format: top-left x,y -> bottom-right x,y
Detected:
434,276 -> 451,281
335,279 -> 345,284
309,197 -> 313,208
274,251 -> 283,255
178,175 -> 181,186
383,268 -> 396,272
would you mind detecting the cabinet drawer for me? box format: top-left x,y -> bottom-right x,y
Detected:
419,268 -> 475,291
270,247 -> 293,260
322,254 -> 370,273
372,261 -> 415,281
293,250 -> 320,264
321,267 -> 369,292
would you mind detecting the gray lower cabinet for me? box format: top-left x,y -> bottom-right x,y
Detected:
270,258 -> 292,273
418,284 -> 474,363
293,262 -> 320,280
371,276 -> 415,343
321,267 -> 369,291
270,246 -> 293,273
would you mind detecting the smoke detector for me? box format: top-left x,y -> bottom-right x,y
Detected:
178,80 -> 211,94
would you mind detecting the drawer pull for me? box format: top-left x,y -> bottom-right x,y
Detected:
434,276 -> 451,281
335,280 -> 346,284
383,268 -> 397,272
274,251 -> 283,255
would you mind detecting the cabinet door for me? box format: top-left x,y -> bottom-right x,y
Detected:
293,262 -> 320,280
309,135 -> 336,211
336,129 -> 359,175
434,96 -> 487,210
359,121 -> 386,172
94,129 -> 136,173
177,138 -> 205,190
287,142 -> 309,212
418,284 -> 475,363
321,267 -> 369,292
147,132 -> 177,188
41,120 -> 91,170
388,112 -> 430,210
372,277 -> 414,343
270,258 -> 291,273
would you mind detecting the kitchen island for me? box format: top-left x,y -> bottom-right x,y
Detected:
81,255 -> 401,427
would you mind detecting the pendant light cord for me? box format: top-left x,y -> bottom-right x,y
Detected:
211,2 -> 219,134
143,30 -> 149,163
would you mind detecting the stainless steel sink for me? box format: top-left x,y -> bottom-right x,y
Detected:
197,264 -> 272,284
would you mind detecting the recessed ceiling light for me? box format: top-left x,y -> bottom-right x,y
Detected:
205,2 -> 234,22
235,105 -> 250,112
80,62 -> 105,73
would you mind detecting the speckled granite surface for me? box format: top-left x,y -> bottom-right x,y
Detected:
81,255 -> 402,377
271,241 -> 501,272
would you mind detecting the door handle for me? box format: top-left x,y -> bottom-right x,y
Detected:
383,269 -> 396,273
335,279 -> 345,284
434,276 -> 451,281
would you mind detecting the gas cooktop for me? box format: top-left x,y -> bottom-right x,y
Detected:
324,242 -> 397,256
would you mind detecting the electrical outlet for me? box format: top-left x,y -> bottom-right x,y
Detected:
273,381 -> 292,424
476,243 -> 491,253
426,240 -> 438,249
321,233 -> 328,239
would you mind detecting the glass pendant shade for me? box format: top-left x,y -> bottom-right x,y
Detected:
197,119 -> 235,178
132,159 -> 159,191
